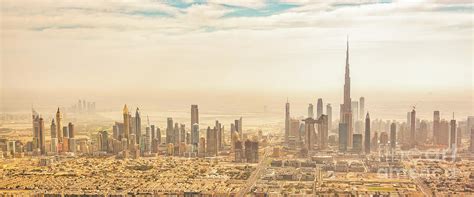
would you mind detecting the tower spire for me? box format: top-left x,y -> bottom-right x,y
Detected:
346,35 -> 350,77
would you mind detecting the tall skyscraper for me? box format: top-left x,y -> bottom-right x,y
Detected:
56,108 -> 63,143
123,105 -> 130,146
308,104 -> 314,118
50,119 -> 57,138
470,128 -> 474,153
351,101 -> 359,122
244,140 -> 259,163
410,109 -> 416,147
174,123 -> 180,150
317,98 -> 323,119
156,127 -> 161,145
353,134 -> 363,153
364,113 -> 371,154
206,126 -> 218,157
135,108 -> 141,145
390,123 -> 396,150
238,117 -> 243,140
166,118 -> 174,144
359,97 -> 365,121
98,130 -> 109,152
191,123 -> 199,153
50,119 -> 58,153
180,124 -> 186,143
191,105 -> 199,126
339,123 -> 348,152
340,38 -> 353,148
215,121 -> 223,151
433,111 -> 440,145
150,125 -> 155,142
304,118 -> 316,151
145,126 -> 151,153
285,100 -> 290,143
68,122 -> 76,152
450,117 -> 456,150
326,104 -> 332,130
38,117 -> 45,155
62,126 -> 69,152
318,115 -> 328,150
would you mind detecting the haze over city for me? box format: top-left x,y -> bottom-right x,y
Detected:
0,0 -> 473,196
1,0 -> 472,120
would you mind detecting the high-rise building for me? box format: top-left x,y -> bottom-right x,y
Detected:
308,104 -> 314,118
191,105 -> 199,126
174,123 -> 180,154
199,137 -> 206,157
32,109 -> 40,150
37,117 -> 45,155
215,121 -> 223,151
450,118 -> 456,150
56,108 -> 63,143
51,119 -> 57,139
410,109 -> 416,147
156,127 -> 161,145
68,122 -> 75,138
433,111 -> 440,145
317,98 -> 323,119
339,123 -> 348,152
371,132 -> 379,152
439,120 -> 450,146
63,126 -> 69,139
135,108 -> 141,145
364,113 -> 370,154
98,130 -> 109,152
470,128 -> 474,153
418,121 -> 428,144
359,97 -> 365,121
123,105 -> 130,147
351,101 -> 359,123
318,115 -> 328,150
303,118 -> 316,151
191,123 -> 199,153
145,126 -> 151,153
235,117 -> 243,140
285,100 -> 290,143
206,126 -> 218,157
326,104 -> 332,130
166,118 -> 174,144
62,126 -> 69,152
390,123 -> 396,150
234,140 -> 244,162
50,119 -> 58,153
380,132 -> 389,145
289,119 -> 300,139
340,38 -> 353,148
68,122 -> 76,152
150,125 -> 155,142
352,134 -> 362,153
180,124 -> 186,143
244,140 -> 259,163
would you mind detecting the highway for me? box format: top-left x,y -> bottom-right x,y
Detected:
236,146 -> 271,197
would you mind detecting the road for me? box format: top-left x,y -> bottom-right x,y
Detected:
236,146 -> 271,197
414,177 -> 432,197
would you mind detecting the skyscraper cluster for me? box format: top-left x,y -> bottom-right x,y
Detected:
30,108 -> 76,155
72,99 -> 96,113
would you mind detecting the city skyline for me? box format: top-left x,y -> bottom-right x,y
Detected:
0,1 -> 473,195
1,1 -> 472,113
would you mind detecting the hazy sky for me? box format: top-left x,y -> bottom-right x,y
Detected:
1,0 -> 473,119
